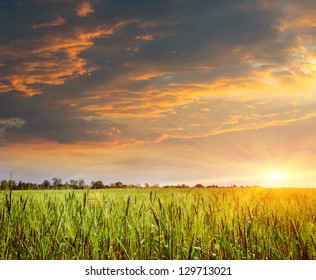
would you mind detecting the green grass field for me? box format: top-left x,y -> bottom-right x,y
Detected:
0,188 -> 315,260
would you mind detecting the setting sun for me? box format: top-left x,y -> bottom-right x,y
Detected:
269,171 -> 286,182
262,169 -> 291,187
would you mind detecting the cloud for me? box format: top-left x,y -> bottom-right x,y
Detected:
76,1 -> 94,17
111,92 -> 316,143
0,22 -> 126,96
32,17 -> 66,29
0,117 -> 25,144
135,34 -> 154,41
0,118 -> 25,128
1,0 -> 316,147
130,71 -> 173,81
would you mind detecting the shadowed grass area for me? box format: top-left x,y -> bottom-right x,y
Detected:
0,188 -> 315,259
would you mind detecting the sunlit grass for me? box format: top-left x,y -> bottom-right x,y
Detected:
0,188 -> 315,259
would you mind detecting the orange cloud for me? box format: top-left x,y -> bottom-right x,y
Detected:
0,22 -> 128,96
32,17 -> 66,29
278,9 -> 316,31
130,71 -> 172,81
0,82 -> 14,94
77,43 -> 315,121
82,103 -> 174,118
135,107 -> 316,143
77,84 -> 194,119
207,111 -> 316,137
76,1 -> 94,17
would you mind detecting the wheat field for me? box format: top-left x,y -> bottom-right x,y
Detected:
0,188 -> 315,260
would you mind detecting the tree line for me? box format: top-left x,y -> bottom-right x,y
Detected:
0,178 -> 260,190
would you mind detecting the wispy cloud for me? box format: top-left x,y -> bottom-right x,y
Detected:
32,17 -> 66,29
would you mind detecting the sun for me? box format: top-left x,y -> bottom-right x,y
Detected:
269,171 -> 285,182
264,170 -> 289,187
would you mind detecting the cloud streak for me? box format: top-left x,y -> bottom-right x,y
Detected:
32,17 -> 66,29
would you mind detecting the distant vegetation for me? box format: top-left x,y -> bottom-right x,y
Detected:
0,178 -> 259,190
0,187 -> 315,260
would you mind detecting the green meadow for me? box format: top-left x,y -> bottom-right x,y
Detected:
0,188 -> 315,260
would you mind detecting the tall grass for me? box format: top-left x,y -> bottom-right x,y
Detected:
0,188 -> 315,259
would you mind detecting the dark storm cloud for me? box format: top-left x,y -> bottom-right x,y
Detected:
137,5 -> 278,61
0,92 -> 124,144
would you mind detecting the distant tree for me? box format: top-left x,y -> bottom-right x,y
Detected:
70,179 -> 78,188
42,180 -> 51,189
194,183 -> 205,188
0,180 -> 9,190
114,181 -> 124,188
17,180 -> 22,189
52,177 -> 62,188
78,179 -> 85,189
91,180 -> 104,189
16,181 -> 33,190
177,184 -> 189,188
9,180 -> 17,189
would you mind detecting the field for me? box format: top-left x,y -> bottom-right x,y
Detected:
0,187 -> 316,260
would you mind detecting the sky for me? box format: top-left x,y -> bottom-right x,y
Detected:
0,0 -> 316,187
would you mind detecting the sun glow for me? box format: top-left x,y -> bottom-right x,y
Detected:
265,170 -> 289,187
269,171 -> 285,182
